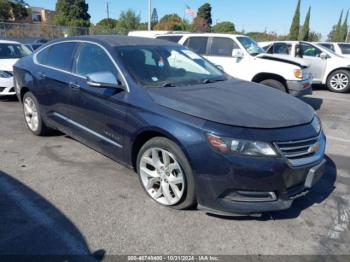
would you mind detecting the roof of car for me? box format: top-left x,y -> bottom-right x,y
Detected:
0,39 -> 21,44
52,35 -> 179,47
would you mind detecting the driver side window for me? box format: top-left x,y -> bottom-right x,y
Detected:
75,43 -> 117,77
298,43 -> 322,57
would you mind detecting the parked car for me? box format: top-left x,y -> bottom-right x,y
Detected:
259,41 -> 350,93
317,42 -> 350,58
13,36 -> 326,215
0,40 -> 32,96
129,32 -> 313,96
25,43 -> 43,52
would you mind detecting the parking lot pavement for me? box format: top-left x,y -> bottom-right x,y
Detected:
0,88 -> 349,256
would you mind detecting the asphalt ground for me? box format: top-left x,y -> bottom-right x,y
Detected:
0,86 -> 349,258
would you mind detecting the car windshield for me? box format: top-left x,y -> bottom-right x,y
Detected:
339,44 -> 350,55
237,37 -> 265,56
115,46 -> 227,87
0,43 -> 32,59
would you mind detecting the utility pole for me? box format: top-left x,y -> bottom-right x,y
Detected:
148,0 -> 152,31
106,1 -> 110,26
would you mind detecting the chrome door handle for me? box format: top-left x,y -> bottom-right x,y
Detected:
69,82 -> 80,90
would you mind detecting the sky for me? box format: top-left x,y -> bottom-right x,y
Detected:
26,0 -> 350,39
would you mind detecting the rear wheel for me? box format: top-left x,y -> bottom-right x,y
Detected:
259,79 -> 287,92
136,137 -> 196,210
327,70 -> 350,93
23,92 -> 52,136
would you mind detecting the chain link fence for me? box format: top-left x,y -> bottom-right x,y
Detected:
0,22 -> 127,43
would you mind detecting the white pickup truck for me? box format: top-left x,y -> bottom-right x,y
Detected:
129,31 -> 313,96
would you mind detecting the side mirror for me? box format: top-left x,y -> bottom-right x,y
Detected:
86,72 -> 122,89
232,49 -> 244,58
215,65 -> 224,71
320,52 -> 328,60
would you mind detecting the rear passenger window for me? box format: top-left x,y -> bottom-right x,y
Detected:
45,42 -> 77,71
183,37 -> 208,55
209,37 -> 238,56
75,43 -> 117,76
36,47 -> 49,64
273,43 -> 292,55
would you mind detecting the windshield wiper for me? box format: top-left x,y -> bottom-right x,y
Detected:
202,78 -> 226,84
161,82 -> 176,87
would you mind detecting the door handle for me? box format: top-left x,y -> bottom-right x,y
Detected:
69,82 -> 81,90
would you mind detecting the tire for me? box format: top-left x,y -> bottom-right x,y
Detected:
136,137 -> 196,210
327,70 -> 350,93
259,79 -> 287,92
23,92 -> 52,136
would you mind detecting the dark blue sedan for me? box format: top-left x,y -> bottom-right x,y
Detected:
13,36 -> 326,215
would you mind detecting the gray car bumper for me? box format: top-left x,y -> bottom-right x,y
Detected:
287,78 -> 313,96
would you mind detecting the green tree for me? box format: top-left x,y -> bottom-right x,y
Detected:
308,31 -> 322,42
54,0 -> 90,27
288,0 -> 301,40
327,25 -> 337,41
334,10 -> 344,41
0,0 -> 28,21
151,8 -> 158,29
116,9 -> 140,34
192,3 -> 212,32
96,18 -> 118,29
341,10 -> 349,41
299,6 -> 311,40
212,21 -> 235,33
154,14 -> 183,30
0,0 -> 12,21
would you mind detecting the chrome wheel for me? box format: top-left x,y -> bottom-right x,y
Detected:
139,148 -> 185,206
330,73 -> 349,90
24,96 -> 39,132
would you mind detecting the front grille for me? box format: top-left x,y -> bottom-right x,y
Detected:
275,134 -> 325,167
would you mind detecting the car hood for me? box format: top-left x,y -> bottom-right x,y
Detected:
147,79 -> 314,129
0,58 -> 18,71
257,53 -> 310,68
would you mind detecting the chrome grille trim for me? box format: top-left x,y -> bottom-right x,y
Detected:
274,132 -> 326,167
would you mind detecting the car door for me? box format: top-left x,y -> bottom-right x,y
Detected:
205,37 -> 242,78
69,42 -> 126,160
296,42 -> 327,82
34,41 -> 78,134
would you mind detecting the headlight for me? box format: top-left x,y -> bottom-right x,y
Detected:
0,70 -> 13,78
207,133 -> 278,157
311,116 -> 322,134
294,69 -> 303,79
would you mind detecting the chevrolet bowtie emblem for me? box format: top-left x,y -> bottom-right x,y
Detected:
308,142 -> 320,154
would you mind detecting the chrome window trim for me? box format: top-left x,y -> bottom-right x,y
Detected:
33,39 -> 130,92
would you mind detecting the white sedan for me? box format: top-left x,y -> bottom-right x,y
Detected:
0,40 -> 32,96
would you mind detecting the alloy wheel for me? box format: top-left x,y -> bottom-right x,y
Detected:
330,73 -> 349,90
24,96 -> 39,132
139,148 -> 185,206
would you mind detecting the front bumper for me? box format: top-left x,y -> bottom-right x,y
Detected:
286,78 -> 313,96
194,133 -> 326,215
0,77 -> 16,96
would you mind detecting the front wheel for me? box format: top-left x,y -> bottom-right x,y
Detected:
259,79 -> 287,92
136,137 -> 196,210
327,70 -> 350,93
